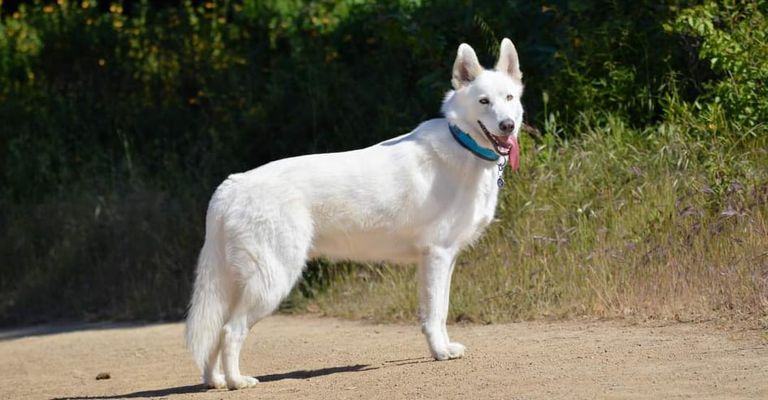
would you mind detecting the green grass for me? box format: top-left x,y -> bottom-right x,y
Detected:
291,117 -> 768,328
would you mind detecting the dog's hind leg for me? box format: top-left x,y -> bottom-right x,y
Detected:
221,245 -> 308,390
418,246 -> 465,361
218,201 -> 312,390
221,304 -> 257,390
203,350 -> 225,389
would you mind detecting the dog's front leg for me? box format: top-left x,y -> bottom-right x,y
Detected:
418,246 -> 465,360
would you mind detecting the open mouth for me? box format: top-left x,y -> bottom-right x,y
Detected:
477,120 -> 520,171
477,120 -> 514,156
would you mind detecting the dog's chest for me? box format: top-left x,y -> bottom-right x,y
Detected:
446,167 -> 500,245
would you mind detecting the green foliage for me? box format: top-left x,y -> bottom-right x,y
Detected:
542,1 -> 689,131
1,0 -> 767,325
667,0 -> 768,129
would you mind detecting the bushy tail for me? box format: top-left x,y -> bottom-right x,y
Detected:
185,229 -> 228,372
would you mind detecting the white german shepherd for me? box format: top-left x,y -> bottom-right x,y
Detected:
186,38 -> 524,390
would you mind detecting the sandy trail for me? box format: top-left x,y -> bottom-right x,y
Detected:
0,315 -> 766,399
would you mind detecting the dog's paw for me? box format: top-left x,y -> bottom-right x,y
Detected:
226,375 -> 259,390
204,373 -> 227,390
431,342 -> 466,361
447,342 -> 466,358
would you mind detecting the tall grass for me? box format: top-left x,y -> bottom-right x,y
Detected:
302,117 -> 768,328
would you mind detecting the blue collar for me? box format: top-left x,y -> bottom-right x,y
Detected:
449,124 -> 499,162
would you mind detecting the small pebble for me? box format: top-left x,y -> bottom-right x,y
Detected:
96,372 -> 111,380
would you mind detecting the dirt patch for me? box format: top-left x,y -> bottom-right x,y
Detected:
0,316 -> 766,399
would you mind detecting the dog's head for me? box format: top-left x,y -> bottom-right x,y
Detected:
442,38 -> 524,164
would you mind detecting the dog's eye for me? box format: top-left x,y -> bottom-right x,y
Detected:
479,98 -> 490,105
506,94 -> 514,101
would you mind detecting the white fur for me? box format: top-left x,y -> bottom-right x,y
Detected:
185,38 -> 524,390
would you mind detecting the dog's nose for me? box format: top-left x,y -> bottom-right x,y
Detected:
499,119 -> 515,133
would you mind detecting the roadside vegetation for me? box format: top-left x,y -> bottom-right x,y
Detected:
1,0 -> 766,329
304,123 -> 768,326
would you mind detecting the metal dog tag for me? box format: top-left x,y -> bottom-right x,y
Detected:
497,157 -> 506,188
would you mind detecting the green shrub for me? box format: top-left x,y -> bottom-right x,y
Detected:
666,0 -> 768,130
540,1 -> 690,132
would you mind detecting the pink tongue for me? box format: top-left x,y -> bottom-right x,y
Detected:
503,135 -> 520,171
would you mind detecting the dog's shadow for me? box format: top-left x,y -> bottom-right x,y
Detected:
257,363 -> 375,382
51,364 -> 374,399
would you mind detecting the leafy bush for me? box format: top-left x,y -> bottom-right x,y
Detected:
667,0 -> 768,130
542,1 -> 689,132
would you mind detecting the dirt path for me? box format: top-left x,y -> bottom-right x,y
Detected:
0,316 -> 766,399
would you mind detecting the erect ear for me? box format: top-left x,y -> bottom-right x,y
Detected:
451,43 -> 483,89
495,38 -> 522,80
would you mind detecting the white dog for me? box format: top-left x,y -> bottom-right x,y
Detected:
186,38 -> 524,390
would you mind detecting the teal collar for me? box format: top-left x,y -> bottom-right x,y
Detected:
449,124 -> 499,162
